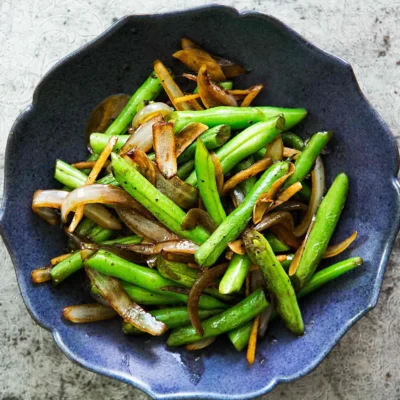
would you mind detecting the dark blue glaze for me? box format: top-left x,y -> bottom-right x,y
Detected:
1,5 -> 399,399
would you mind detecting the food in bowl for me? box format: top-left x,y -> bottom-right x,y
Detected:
31,38 -> 362,363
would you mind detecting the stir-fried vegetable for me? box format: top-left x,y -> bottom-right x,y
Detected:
31,38 -> 361,362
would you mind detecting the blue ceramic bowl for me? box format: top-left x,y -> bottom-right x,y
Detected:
2,5 -> 399,399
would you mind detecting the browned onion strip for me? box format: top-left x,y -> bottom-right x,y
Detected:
270,225 -> 301,249
120,114 -> 163,155
241,84 -> 264,107
124,148 -> 156,186
211,152 -> 224,195
161,250 -> 196,264
62,303 -> 117,323
228,239 -> 246,255
270,182 -> 303,211
174,94 -> 201,104
254,211 -> 295,233
175,122 -> 208,157
283,147 -> 301,159
69,136 -> 118,232
181,37 -> 201,50
51,253 -> 73,266
230,187 -> 245,208
31,266 -> 52,283
71,161 -> 110,170
33,207 -> 59,225
181,208 -> 217,233
32,190 -> 68,209
197,65 -> 237,108
83,203 -> 122,230
294,156 -> 325,237
258,297 -> 276,338
228,89 -> 251,96
118,240 -> 198,256
265,135 -> 284,162
252,163 -> 295,224
153,121 -> 177,179
132,103 -> 173,129
116,206 -> 179,242
188,263 -> 229,336
186,336 -> 216,351
61,184 -> 148,223
182,72 -> 198,82
275,201 -> 308,213
324,231 -> 358,258
154,59 -> 198,110
173,49 -> 226,82
86,268 -> 167,335
85,94 -> 130,151
222,158 -> 272,195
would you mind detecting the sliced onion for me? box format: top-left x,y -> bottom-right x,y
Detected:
295,157 -> 325,237
33,207 -> 59,225
228,239 -> 246,255
269,225 -> 301,249
132,102 -> 173,129
85,94 -> 130,152
182,72 -> 198,82
153,121 -> 177,179
270,182 -> 303,210
84,204 -> 122,230
230,187 -> 245,208
32,190 -> 68,209
324,231 -> 358,258
181,208 -> 217,233
116,206 -> 179,242
161,250 -> 196,264
154,59 -> 197,110
254,211 -> 295,233
181,37 -> 201,50
31,266 -> 52,283
197,65 -> 237,108
61,184 -> 148,223
62,303 -> 117,323
173,49 -> 226,82
211,152 -> 224,195
252,163 -> 295,224
121,114 -> 163,154
119,240 -> 198,255
283,147 -> 301,159
258,297 -> 275,338
86,267 -> 167,335
241,84 -> 264,107
275,201 -> 308,213
188,263 -> 228,336
265,135 -> 284,162
175,122 -> 208,157
186,336 -> 216,351
214,56 -> 247,78
222,158 -> 272,195
124,147 -> 156,185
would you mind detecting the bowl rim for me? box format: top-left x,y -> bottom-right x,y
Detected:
1,5 -> 400,399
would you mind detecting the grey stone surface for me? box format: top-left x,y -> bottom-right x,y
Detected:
0,0 -> 399,398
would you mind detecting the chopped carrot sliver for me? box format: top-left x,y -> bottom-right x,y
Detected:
247,314 -> 261,365
174,93 -> 201,104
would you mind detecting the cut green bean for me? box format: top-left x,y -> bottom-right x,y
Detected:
90,134 -> 128,154
84,250 -> 226,309
88,225 -> 114,243
293,173 -> 349,290
177,160 -> 195,180
168,106 -> 307,133
244,230 -> 304,335
178,125 -> 231,164
228,256 -> 363,350
219,254 -> 252,294
104,72 -> 162,136
76,218 -> 97,237
281,132 -> 305,151
186,116 -> 285,186
284,131 -> 332,188
167,288 -> 268,347
195,139 -> 226,226
123,307 -> 224,335
111,153 -> 209,244
121,282 -> 181,305
54,160 -> 89,189
195,161 -> 289,267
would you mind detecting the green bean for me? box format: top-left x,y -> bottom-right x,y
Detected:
88,225 -> 114,243
177,160 -> 195,180
121,282 -> 181,305
195,139 -> 226,226
186,116 -> 285,186
111,153 -> 209,244
123,307 -> 224,335
76,218 -> 97,237
104,72 -> 162,136
195,161 -> 289,267
219,254 -> 252,294
90,133 -> 128,154
178,125 -> 231,164
244,230 -> 304,335
167,288 -> 268,347
193,81 -> 233,94
284,131 -> 332,188
168,106 -> 307,133
51,236 -> 141,284
281,132 -> 305,151
228,256 -> 363,350
156,257 -> 234,302
97,173 -> 119,186
293,173 -> 349,289
264,232 -> 291,253
84,250 -> 226,309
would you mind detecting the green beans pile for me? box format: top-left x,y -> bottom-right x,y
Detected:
31,39 -> 362,361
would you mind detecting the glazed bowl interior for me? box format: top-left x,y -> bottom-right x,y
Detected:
2,6 -> 399,400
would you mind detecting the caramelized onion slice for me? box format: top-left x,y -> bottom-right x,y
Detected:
265,135 -> 284,162
153,121 -> 177,179
175,122 -> 208,157
254,211 -> 295,233
84,204 -> 122,230
211,152 -> 224,195
181,208 -> 217,233
132,102 -> 173,129
118,240 -> 198,256
186,336 -> 216,351
241,84 -> 264,107
324,231 -> 358,258
62,303 -> 117,323
228,239 -> 246,255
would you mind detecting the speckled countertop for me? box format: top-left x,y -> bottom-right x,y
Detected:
1,1 -> 399,399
